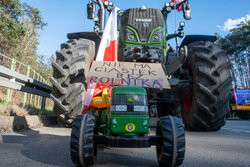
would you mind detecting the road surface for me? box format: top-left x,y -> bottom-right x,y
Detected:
0,120 -> 250,167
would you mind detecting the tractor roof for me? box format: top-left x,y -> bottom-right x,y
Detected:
112,86 -> 147,95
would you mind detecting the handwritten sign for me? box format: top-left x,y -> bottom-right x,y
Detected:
86,61 -> 170,89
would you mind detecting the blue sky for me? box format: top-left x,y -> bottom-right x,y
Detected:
20,0 -> 250,59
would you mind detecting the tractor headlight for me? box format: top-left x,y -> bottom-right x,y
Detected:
134,106 -> 148,112
108,1 -> 113,6
152,34 -> 159,42
150,28 -> 163,42
104,1 -> 108,6
111,105 -> 127,112
128,34 -> 135,41
124,28 -> 137,42
180,21 -> 185,27
166,7 -> 171,12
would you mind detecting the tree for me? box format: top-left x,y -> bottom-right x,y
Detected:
36,54 -> 55,82
0,0 -> 46,61
0,0 -> 53,82
217,21 -> 250,88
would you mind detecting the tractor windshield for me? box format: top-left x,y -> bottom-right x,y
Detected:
111,94 -> 147,106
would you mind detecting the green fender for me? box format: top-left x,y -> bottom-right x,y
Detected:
180,35 -> 217,47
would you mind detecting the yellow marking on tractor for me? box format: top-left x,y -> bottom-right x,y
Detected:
125,123 -> 136,132
127,97 -> 134,103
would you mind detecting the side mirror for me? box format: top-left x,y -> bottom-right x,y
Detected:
87,3 -> 95,20
183,3 -> 191,20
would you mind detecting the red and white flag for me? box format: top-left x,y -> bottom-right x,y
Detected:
82,7 -> 119,113
96,7 -> 118,61
171,0 -> 184,12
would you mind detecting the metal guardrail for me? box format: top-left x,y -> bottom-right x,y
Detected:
0,64 -> 52,110
0,52 -> 53,110
0,53 -> 50,105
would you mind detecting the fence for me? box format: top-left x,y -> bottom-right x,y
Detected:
0,53 -> 52,110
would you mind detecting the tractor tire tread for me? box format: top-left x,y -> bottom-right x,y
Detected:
51,38 -> 95,127
70,114 -> 96,167
157,116 -> 185,167
182,41 -> 232,131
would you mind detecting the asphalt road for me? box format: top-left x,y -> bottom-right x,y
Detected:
0,120 -> 250,167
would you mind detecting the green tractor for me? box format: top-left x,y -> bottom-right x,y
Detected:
50,0 -> 232,166
70,86 -> 185,166
51,1 -> 232,130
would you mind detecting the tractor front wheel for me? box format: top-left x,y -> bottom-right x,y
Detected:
70,114 -> 96,167
156,116 -> 185,167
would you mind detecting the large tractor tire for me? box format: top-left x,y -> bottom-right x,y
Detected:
156,116 -> 185,167
70,114 -> 96,167
50,39 -> 95,127
182,41 -> 232,131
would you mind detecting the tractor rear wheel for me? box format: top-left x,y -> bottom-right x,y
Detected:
70,114 -> 96,167
50,39 -> 95,127
156,116 -> 185,167
182,41 -> 232,131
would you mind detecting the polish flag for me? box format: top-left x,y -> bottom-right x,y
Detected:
82,7 -> 119,113
171,0 -> 184,12
96,7 -> 118,61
